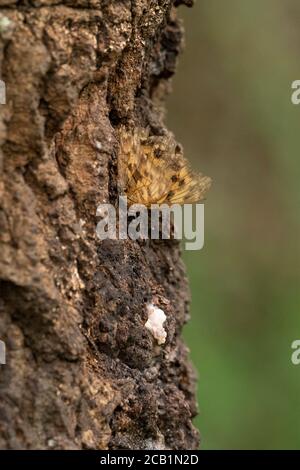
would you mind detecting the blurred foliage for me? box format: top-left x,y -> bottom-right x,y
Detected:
167,0 -> 300,449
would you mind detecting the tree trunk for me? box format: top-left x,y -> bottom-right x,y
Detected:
0,0 -> 199,450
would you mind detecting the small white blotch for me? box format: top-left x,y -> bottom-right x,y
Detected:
145,303 -> 167,345
94,140 -> 102,150
0,16 -> 11,33
47,439 -> 55,448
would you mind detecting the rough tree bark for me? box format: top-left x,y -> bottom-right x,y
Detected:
0,0 -> 199,450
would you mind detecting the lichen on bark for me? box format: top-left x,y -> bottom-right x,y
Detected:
0,0 -> 199,450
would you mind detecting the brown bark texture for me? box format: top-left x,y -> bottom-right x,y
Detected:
0,0 -> 199,450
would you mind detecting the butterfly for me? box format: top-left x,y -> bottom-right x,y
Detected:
118,127 -> 211,208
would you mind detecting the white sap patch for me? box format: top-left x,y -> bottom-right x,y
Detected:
94,140 -> 102,150
145,304 -> 167,345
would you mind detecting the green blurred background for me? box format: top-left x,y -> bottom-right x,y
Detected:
167,0 -> 300,449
